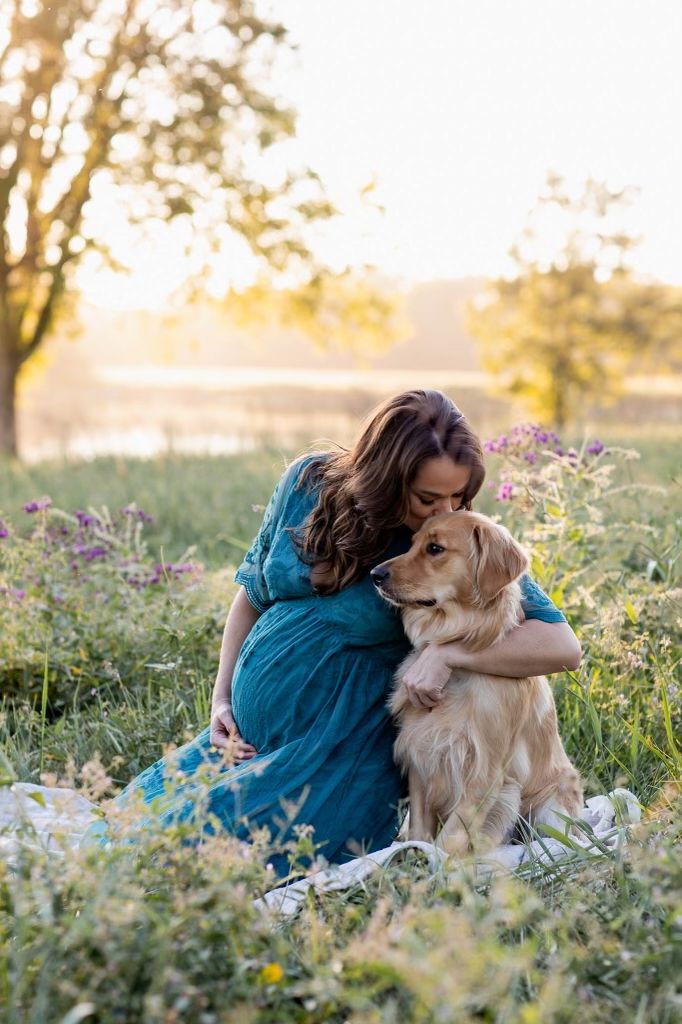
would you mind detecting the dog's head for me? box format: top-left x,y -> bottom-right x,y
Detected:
371,511 -> 529,610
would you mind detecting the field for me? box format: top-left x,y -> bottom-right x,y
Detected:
1,429 -> 681,1023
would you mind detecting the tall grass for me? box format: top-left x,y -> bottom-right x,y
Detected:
1,431 -> 681,1023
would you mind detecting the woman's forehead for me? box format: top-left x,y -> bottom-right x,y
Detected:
411,456 -> 471,495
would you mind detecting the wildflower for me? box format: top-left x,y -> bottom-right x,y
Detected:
524,451 -> 538,464
121,505 -> 154,522
496,482 -> 514,501
83,546 -> 108,562
75,510 -> 99,528
258,962 -> 284,984
23,496 -> 52,513
625,650 -> 645,670
587,439 -> 605,456
172,562 -> 197,575
483,440 -> 498,454
0,521 -> 8,538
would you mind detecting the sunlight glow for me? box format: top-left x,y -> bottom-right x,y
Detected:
73,0 -> 682,308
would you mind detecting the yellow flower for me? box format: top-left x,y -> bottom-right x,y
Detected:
520,1006 -> 541,1024
258,962 -> 284,985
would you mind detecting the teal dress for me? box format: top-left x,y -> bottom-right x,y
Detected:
84,455 -> 566,878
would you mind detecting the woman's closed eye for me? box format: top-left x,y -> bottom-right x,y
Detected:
417,493 -> 464,508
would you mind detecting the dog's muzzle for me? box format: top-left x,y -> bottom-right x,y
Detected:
370,566 -> 437,607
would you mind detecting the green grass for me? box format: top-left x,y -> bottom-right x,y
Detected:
1,433 -> 679,568
0,449 -> 293,569
1,436 -> 681,1023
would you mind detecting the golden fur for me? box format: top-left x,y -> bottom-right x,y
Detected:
372,511 -> 583,856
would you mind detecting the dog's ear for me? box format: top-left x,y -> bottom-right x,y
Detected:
471,519 -> 529,605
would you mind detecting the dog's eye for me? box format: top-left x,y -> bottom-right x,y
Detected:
426,542 -> 445,555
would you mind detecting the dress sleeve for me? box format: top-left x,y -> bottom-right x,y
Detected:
234,462 -> 297,613
519,574 -> 567,623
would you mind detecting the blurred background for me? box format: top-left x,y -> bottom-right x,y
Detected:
2,0 -> 682,463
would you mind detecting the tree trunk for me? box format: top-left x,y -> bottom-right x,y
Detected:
0,338 -> 18,459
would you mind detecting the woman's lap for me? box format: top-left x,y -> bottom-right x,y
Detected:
93,718 -> 404,875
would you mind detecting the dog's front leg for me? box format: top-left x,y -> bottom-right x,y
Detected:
480,776 -> 521,848
437,777 -> 521,856
407,767 -> 438,842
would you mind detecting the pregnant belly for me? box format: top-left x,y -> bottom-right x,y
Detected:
230,608 -> 397,753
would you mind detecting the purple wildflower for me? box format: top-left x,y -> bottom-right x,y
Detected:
524,451 -> 538,464
83,546 -> 108,562
587,439 -> 605,456
483,440 -> 498,454
122,505 -> 154,523
75,510 -> 99,528
496,482 -> 514,501
0,521 -> 8,539
23,497 -> 52,514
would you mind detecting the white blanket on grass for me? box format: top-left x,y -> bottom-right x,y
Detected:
0,783 -> 641,917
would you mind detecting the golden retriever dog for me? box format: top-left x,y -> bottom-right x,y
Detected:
371,511 -> 583,856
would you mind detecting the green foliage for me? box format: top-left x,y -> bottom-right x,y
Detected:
468,174 -> 682,428
483,425 -> 682,801
226,270 -> 411,358
1,792 -> 681,1023
0,499 -> 227,710
0,449 -> 287,569
1,439 -> 681,1022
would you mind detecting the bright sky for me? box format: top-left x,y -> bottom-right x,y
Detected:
80,0 -> 682,307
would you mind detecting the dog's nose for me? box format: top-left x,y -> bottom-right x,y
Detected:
370,565 -> 390,587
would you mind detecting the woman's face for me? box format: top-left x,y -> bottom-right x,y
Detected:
403,455 -> 471,533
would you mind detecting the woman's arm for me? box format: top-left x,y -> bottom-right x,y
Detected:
401,619 -> 581,709
210,587 -> 262,754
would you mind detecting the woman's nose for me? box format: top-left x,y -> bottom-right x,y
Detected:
429,499 -> 454,516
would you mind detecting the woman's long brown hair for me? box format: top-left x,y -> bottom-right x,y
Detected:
293,389 -> 486,593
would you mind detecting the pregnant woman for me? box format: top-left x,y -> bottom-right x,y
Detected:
85,389 -> 580,878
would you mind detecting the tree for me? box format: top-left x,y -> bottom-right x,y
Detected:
0,0 -> 332,457
468,173 -> 682,428
226,270 -> 411,358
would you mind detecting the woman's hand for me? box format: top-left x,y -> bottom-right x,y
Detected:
401,643 -> 459,709
401,621 -> 581,709
210,698 -> 257,761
